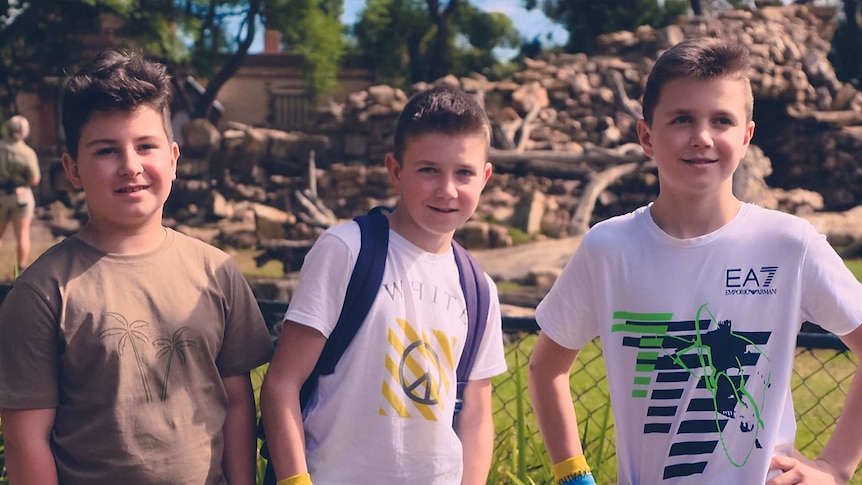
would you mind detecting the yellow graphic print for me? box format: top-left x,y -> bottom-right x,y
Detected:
379,318 -> 457,421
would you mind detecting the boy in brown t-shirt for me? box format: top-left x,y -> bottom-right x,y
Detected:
0,50 -> 273,484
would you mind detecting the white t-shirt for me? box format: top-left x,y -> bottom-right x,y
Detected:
285,221 -> 508,485
536,203 -> 862,485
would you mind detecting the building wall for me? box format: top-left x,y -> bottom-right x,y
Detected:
217,54 -> 374,129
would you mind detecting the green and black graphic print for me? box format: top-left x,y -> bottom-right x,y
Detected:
612,303 -> 772,480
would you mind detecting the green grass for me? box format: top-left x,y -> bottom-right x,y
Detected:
846,259 -> 862,281
229,249 -> 286,279
489,337 -> 861,484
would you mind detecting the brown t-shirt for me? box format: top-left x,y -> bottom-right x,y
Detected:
0,229 -> 273,484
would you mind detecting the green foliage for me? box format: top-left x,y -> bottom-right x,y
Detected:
0,1 -> 103,119
273,0 -> 346,99
353,0 -> 522,86
846,259 -> 862,281
524,0 -> 688,54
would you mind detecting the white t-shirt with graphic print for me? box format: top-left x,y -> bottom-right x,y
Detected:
536,203 -> 862,485
285,220 -> 507,485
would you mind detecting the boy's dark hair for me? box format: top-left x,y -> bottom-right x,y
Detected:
393,86 -> 491,162
62,50 -> 174,158
642,37 -> 754,125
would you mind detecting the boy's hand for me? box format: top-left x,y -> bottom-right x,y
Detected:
767,452 -> 845,485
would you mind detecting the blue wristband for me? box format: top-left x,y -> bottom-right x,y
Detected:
558,472 -> 597,485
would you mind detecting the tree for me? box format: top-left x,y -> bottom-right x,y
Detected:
119,0 -> 264,118
0,1 -> 104,120
353,0 -> 520,85
352,0 -> 430,85
267,0 -> 346,100
830,0 -> 861,89
524,0 -> 688,54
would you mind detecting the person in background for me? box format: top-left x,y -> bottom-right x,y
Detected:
0,114 -> 41,273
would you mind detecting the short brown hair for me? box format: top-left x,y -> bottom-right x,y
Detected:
641,37 -> 754,125
393,86 -> 490,162
61,50 -> 173,159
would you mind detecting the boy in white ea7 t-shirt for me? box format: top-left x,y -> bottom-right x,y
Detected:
529,37 -> 862,485
260,86 -> 507,485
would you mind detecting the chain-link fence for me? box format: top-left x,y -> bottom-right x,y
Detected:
489,325 -> 861,485
0,290 -> 857,484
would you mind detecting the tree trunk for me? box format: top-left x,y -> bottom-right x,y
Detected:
426,0 -> 458,81
845,0 -> 861,85
192,0 -> 263,119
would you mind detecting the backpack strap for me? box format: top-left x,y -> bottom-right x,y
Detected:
261,210 -> 390,485
452,240 -> 491,416
298,210 -> 389,407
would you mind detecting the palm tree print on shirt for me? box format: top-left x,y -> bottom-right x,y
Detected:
99,312 -> 153,403
154,327 -> 198,401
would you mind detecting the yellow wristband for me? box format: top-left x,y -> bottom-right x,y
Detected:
552,455 -> 591,482
276,472 -> 313,485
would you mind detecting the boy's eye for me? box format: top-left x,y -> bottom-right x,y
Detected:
670,116 -> 692,124
94,147 -> 117,156
138,144 -> 158,151
418,166 -> 437,173
457,169 -> 476,177
715,117 -> 734,125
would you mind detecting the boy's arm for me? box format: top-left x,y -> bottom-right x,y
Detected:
221,373 -> 256,485
771,324 -> 862,484
528,332 -> 585,464
0,407 -> 58,485
259,320 -> 327,481
454,377 -> 494,485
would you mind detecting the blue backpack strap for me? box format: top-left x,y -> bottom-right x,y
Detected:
451,240 -> 490,416
298,210 -> 389,407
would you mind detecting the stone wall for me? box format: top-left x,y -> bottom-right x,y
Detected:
42,4 -> 862,266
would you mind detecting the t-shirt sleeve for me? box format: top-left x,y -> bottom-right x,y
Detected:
215,260 -> 274,376
535,239 -> 600,350
468,274 -> 508,380
25,146 -> 39,180
284,230 -> 355,338
800,227 -> 862,336
0,281 -> 60,409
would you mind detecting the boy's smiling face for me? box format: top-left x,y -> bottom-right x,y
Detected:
62,105 -> 179,234
386,131 -> 492,254
637,77 -> 755,202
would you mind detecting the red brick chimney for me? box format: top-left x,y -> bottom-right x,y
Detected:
264,29 -> 283,53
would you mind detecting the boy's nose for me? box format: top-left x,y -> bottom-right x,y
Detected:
437,176 -> 458,199
691,124 -> 714,147
117,151 -> 144,176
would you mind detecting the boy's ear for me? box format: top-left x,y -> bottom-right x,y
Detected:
61,152 -> 84,190
170,142 -> 180,181
636,119 -> 655,158
738,120 -> 755,160
384,152 -> 402,187
743,120 -> 755,146
482,161 -> 493,185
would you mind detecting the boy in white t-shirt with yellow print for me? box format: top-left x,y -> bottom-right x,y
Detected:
260,86 -> 508,485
